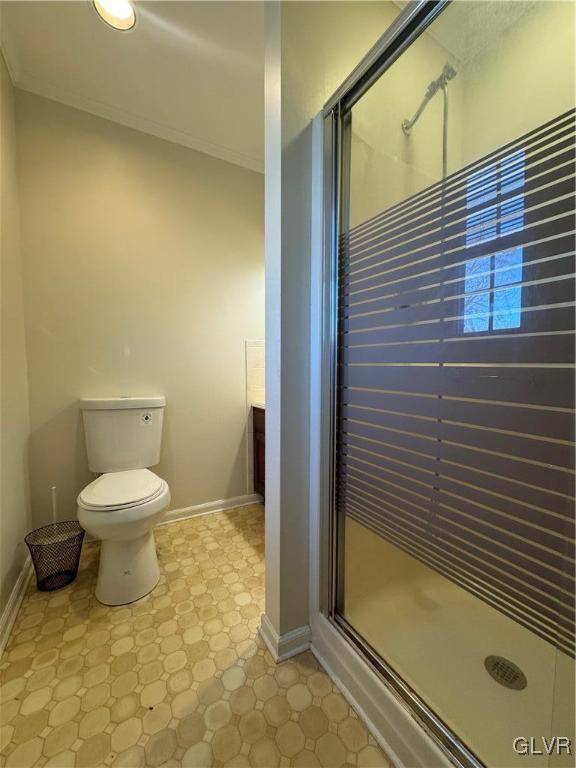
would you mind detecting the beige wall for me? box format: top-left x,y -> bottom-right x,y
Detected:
460,0 -> 575,165
348,0 -> 575,229
349,28 -> 462,227
16,92 -> 264,525
265,0 -> 400,637
0,53 -> 31,615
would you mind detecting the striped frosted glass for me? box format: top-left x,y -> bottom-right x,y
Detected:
336,109 -> 576,657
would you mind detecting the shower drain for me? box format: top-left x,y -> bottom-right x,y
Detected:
484,655 -> 527,690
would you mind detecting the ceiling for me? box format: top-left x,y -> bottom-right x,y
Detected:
427,0 -> 537,63
0,1 -> 264,172
393,1 -> 538,63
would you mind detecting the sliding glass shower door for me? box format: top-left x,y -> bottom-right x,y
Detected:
330,3 -> 575,766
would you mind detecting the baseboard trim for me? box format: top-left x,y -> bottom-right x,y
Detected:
82,493 -> 264,544
260,613 -> 312,663
0,557 -> 34,658
161,493 -> 263,526
311,613 -> 450,768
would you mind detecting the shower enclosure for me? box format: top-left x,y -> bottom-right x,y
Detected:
321,2 -> 575,766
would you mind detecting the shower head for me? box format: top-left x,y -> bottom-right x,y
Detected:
401,62 -> 457,136
442,63 -> 457,84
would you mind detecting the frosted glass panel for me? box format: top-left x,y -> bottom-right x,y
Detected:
335,3 -> 575,765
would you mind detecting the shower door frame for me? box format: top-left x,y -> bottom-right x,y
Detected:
317,2 -> 485,766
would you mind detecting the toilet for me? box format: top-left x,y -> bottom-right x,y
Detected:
77,396 -> 171,606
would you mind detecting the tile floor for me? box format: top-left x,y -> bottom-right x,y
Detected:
0,504 -> 391,768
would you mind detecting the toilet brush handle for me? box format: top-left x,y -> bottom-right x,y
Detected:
51,486 -> 57,526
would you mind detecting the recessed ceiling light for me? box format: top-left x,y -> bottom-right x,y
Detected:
93,0 -> 136,31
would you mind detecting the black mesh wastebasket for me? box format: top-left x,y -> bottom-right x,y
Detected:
25,521 -> 85,591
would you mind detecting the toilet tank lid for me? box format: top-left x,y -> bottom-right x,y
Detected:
80,396 -> 166,410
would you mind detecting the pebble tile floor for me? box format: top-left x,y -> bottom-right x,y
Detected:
0,504 -> 391,768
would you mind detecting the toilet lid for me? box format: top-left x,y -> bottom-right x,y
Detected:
79,469 -> 163,509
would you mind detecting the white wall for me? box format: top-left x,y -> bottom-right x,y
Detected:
0,52 -> 31,616
264,0 -> 401,641
15,91 -> 264,525
347,1 -> 575,229
349,33 -> 462,227
460,0 -> 575,164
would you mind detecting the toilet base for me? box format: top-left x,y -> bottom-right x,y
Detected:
96,531 -> 160,605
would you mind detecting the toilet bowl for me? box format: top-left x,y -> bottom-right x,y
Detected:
77,468 -> 170,605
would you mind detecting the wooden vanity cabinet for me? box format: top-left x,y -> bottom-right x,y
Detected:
253,407 -> 265,498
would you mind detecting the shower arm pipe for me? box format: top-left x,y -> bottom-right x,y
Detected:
441,81 -> 448,180
402,82 -> 450,178
402,63 -> 456,180
401,80 -> 440,136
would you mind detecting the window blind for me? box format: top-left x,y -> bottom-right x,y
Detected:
337,108 -> 575,657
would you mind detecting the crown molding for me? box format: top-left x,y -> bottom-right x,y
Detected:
13,68 -> 264,174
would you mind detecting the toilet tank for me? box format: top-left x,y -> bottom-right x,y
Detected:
80,396 -> 166,473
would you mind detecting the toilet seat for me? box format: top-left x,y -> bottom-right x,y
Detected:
77,477 -> 171,605
78,469 -> 164,511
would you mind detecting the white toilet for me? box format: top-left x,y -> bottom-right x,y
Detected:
77,396 -> 171,606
